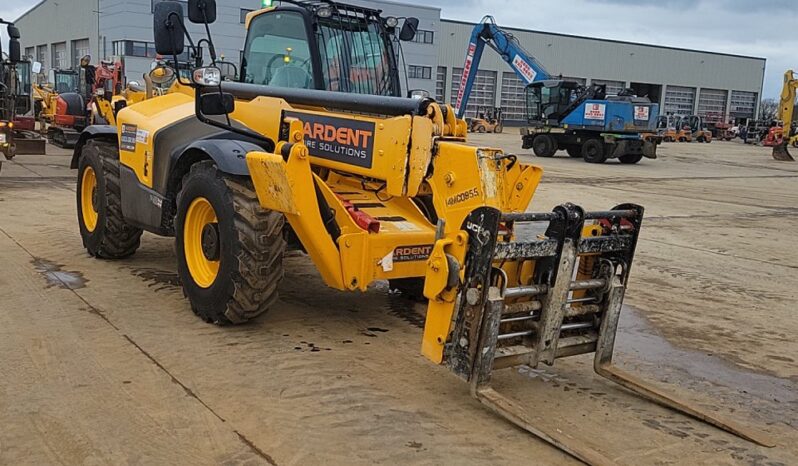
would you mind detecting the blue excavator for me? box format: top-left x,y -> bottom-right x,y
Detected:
455,16 -> 661,164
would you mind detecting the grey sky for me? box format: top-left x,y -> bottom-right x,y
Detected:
1,0 -> 794,99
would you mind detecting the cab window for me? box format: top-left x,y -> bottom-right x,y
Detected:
241,12 -> 313,89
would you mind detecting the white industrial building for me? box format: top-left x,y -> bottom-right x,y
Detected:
14,0 -> 765,124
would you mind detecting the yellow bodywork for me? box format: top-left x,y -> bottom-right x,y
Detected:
116,78 -> 541,365
777,70 -> 797,146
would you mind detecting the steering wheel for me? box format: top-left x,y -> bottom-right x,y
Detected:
264,55 -> 311,84
270,66 -> 312,89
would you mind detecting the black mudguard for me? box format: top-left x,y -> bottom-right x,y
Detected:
70,125 -> 118,168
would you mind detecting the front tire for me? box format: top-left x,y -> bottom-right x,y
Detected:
532,134 -> 557,157
76,140 -> 142,258
175,161 -> 286,325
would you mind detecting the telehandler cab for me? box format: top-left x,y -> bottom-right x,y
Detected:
71,1 -> 774,462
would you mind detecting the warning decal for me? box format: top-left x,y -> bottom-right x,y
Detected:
584,103 -> 606,121
285,111 -> 375,169
512,55 -> 537,84
634,106 -> 650,121
120,124 -> 137,152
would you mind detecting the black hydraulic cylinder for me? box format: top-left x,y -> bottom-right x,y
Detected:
221,82 -> 432,117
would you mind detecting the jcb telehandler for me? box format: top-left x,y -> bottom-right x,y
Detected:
71,1 -> 773,462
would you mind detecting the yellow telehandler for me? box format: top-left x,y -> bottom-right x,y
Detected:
70,1 -> 774,462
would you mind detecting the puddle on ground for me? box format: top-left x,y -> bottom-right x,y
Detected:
130,267 -> 181,291
31,258 -> 87,290
616,305 -> 798,424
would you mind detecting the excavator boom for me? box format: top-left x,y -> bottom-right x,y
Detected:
772,70 -> 796,161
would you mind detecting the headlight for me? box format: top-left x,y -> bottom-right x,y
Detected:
316,6 -> 332,18
193,67 -> 221,86
385,16 -> 399,28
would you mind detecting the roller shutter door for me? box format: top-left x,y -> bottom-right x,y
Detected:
698,88 -> 728,117
663,86 -> 696,115
729,91 -> 757,119
435,67 -> 447,103
500,72 -> 526,123
451,68 -> 497,119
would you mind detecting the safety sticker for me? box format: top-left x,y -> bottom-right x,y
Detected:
136,128 -> 149,144
120,124 -> 137,152
584,103 -> 606,121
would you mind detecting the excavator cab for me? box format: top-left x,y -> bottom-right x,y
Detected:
50,70 -> 80,94
240,0 -> 418,97
524,80 -> 581,124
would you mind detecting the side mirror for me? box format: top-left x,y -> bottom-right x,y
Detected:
153,1 -> 185,56
7,25 -> 21,39
200,92 -> 234,115
8,39 -> 21,63
399,17 -> 419,42
31,61 -> 42,74
188,0 -> 216,24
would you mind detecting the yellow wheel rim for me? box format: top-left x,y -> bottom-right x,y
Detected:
184,197 -> 220,288
81,166 -> 99,232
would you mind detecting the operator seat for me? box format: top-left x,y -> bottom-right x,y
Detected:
59,92 -> 86,116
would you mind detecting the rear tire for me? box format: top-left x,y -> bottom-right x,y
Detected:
77,140 -> 142,259
494,124 -> 503,134
532,134 -> 557,157
581,139 -> 607,164
618,153 -> 643,164
175,161 -> 286,325
476,125 -> 486,133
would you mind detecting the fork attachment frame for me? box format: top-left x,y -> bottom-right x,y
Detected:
442,203 -> 774,465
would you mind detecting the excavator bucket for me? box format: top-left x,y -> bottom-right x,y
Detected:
772,143 -> 795,161
441,203 -> 775,464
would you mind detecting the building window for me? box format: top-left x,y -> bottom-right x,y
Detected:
152,0 -> 187,14
408,65 -> 432,80
113,40 -> 192,61
240,8 -> 253,23
51,42 -> 67,69
36,45 -> 48,69
24,46 -> 34,61
435,66 -> 446,102
113,40 -> 157,58
410,29 -> 434,44
71,39 -> 90,68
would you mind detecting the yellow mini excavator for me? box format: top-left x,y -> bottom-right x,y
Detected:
772,70 -> 797,161
70,1 -> 775,462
